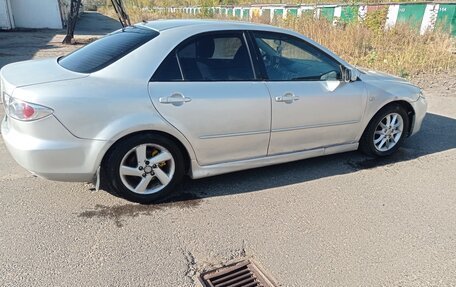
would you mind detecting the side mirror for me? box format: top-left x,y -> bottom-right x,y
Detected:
350,68 -> 359,82
341,66 -> 359,83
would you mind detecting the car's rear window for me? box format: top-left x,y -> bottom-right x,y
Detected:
58,26 -> 158,73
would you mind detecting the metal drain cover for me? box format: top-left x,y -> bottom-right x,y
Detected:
199,260 -> 275,287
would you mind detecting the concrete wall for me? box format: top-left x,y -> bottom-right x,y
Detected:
10,0 -> 63,29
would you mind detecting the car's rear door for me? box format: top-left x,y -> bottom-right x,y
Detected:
249,31 -> 366,155
148,31 -> 271,166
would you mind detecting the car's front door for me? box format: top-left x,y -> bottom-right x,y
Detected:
250,31 -> 367,155
148,31 -> 271,166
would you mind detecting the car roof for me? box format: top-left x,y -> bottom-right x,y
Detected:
138,19 -> 275,32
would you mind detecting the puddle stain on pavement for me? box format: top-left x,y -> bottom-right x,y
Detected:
78,193 -> 202,227
345,149 -> 414,170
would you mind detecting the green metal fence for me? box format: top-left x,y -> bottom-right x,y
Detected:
175,3 -> 456,36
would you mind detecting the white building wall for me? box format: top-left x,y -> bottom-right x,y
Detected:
10,0 -> 63,29
385,5 -> 400,29
420,4 -> 439,35
0,0 -> 14,29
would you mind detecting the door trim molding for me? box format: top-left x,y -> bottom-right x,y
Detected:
272,120 -> 359,133
199,130 -> 270,139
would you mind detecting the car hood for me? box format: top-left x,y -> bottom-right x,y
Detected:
357,67 -> 413,85
356,67 -> 421,102
0,58 -> 87,95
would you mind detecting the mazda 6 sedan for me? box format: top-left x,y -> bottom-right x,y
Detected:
1,20 -> 427,203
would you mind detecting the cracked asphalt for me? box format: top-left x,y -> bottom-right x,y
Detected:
1,12 -> 456,287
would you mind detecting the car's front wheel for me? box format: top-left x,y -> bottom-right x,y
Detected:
102,133 -> 185,204
360,104 -> 410,157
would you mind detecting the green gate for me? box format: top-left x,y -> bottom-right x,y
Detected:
340,6 -> 359,23
320,7 -> 335,21
396,4 -> 426,29
435,4 -> 456,36
287,8 -> 298,18
242,8 -> 250,20
273,8 -> 284,20
234,8 -> 242,18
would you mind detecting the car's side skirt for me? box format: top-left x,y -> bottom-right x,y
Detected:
190,142 -> 359,179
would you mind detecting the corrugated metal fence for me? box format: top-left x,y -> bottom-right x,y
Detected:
157,2 -> 456,36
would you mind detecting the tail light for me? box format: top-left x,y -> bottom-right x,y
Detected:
3,93 -> 53,121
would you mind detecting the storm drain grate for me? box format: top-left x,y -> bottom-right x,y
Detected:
199,260 -> 275,287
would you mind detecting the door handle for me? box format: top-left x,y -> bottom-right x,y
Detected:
159,93 -> 191,105
275,93 -> 299,103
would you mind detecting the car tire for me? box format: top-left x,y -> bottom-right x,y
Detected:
359,104 -> 410,157
102,133 -> 185,204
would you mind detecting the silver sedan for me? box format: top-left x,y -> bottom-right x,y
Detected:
1,20 -> 427,203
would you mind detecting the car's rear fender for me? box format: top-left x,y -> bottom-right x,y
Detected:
93,113 -> 197,163
62,115 -> 198,181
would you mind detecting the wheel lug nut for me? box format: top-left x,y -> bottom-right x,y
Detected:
142,173 -> 146,177
145,161 -> 150,165
138,166 -> 143,170
152,164 -> 157,168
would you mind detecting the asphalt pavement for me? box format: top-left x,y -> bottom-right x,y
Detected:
1,12 -> 456,287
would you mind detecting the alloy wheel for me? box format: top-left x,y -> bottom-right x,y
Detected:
373,112 -> 404,152
119,143 -> 175,194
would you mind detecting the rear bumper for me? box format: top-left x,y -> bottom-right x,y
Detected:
410,96 -> 427,136
1,115 -> 107,182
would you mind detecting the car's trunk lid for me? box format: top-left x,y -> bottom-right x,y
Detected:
0,58 -> 88,96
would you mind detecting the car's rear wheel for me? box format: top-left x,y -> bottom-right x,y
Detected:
360,104 -> 409,157
102,133 -> 185,204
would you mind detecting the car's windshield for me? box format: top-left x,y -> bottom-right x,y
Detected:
58,26 -> 158,73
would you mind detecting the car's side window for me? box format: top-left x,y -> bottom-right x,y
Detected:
252,31 -> 341,81
175,32 -> 255,81
151,52 -> 183,81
